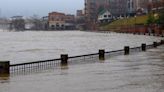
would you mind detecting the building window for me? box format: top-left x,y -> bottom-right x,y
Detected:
104,15 -> 107,17
128,3 -> 130,8
56,23 -> 59,27
132,2 -> 134,8
51,25 -> 55,30
51,17 -> 54,21
61,24 -> 64,28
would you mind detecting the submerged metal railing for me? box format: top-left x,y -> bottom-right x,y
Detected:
10,59 -> 61,72
0,40 -> 164,76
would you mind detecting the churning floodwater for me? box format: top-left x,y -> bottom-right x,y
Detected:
0,30 -> 163,64
0,44 -> 164,92
0,30 -> 164,92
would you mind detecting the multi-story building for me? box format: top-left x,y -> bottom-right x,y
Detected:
129,0 -> 163,14
76,10 -> 83,17
76,10 -> 86,30
85,0 -> 109,22
48,12 -> 75,30
109,0 -> 151,16
65,14 -> 76,30
136,0 -> 150,13
129,0 -> 162,14
42,16 -> 49,30
65,14 -> 75,23
76,10 -> 85,23
148,0 -> 164,11
127,0 -> 135,14
48,12 -> 65,30
108,0 -> 128,16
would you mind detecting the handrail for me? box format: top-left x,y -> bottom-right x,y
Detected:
10,58 -> 60,67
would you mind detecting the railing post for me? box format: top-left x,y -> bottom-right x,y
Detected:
161,40 -> 164,45
99,49 -> 105,60
0,61 -> 10,77
149,33 -> 151,36
153,42 -> 157,48
124,46 -> 130,55
157,42 -> 160,46
61,54 -> 68,65
141,43 -> 146,51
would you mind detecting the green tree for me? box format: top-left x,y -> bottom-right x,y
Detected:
30,15 -> 43,30
146,13 -> 155,25
158,10 -> 164,30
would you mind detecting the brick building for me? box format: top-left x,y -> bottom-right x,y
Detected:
48,12 -> 75,30
48,12 -> 65,30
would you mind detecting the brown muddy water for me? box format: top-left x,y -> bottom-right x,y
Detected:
0,31 -> 163,64
0,45 -> 164,92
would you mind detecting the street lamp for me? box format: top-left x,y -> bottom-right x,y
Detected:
154,13 -> 159,35
134,15 -> 136,34
126,15 -> 128,33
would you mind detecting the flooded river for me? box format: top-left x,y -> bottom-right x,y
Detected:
0,30 -> 164,92
0,45 -> 164,92
0,30 -> 162,64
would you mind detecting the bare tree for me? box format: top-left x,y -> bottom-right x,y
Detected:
30,15 -> 43,30
12,17 -> 25,31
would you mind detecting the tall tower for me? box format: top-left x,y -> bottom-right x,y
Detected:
85,0 -> 109,22
127,0 -> 133,14
108,0 -> 128,16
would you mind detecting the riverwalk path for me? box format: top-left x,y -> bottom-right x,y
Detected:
0,44 -> 164,92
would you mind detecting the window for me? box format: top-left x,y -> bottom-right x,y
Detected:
104,15 -> 107,17
51,17 -> 54,21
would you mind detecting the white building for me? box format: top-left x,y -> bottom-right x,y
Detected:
98,9 -> 113,23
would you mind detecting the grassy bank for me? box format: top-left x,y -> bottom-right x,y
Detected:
100,15 -> 148,31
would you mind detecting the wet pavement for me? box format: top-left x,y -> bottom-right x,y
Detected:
0,45 -> 164,92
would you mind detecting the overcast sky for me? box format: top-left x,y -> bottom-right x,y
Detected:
0,0 -> 84,17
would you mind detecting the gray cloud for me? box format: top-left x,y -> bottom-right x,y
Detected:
0,0 -> 84,17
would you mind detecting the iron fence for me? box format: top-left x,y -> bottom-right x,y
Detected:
9,42 -> 162,75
